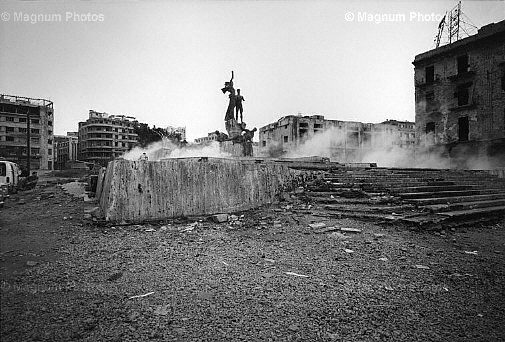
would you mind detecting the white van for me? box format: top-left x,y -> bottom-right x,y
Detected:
0,160 -> 21,194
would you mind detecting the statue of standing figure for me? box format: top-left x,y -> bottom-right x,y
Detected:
235,89 -> 244,123
222,71 -> 236,121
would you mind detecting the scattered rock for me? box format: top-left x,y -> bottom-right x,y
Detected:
212,214 -> 229,223
340,227 -> 362,233
373,233 -> 385,239
153,305 -> 171,316
378,257 -> 388,261
344,249 -> 354,254
107,272 -> 123,281
314,226 -> 339,234
415,265 -> 430,270
285,272 -> 309,278
26,261 -> 38,267
84,207 -> 102,217
309,222 -> 326,229
328,232 -> 348,240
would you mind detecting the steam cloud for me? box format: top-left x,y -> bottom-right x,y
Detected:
269,128 -> 497,169
122,139 -> 231,161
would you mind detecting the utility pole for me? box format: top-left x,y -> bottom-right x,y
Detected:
26,109 -> 31,175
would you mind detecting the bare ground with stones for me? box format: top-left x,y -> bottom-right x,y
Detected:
1,184 -> 505,341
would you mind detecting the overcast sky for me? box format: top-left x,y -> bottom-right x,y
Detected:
0,0 -> 503,140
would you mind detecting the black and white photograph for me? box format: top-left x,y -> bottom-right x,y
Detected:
1,0 -> 505,340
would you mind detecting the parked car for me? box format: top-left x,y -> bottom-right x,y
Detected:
0,160 -> 21,194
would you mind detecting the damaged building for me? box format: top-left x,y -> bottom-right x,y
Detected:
54,132 -> 79,170
78,110 -> 138,166
0,94 -> 55,171
258,114 -> 415,162
413,19 -> 505,168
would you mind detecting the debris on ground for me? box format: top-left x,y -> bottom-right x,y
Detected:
340,227 -> 362,233
415,265 -> 430,270
308,222 -> 326,229
212,213 -> 229,223
285,272 -> 309,278
128,292 -> 155,300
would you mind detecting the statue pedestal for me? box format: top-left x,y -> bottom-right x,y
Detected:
225,119 -> 242,139
220,140 -> 244,157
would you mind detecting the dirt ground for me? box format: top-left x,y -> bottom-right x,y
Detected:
1,183 -> 504,341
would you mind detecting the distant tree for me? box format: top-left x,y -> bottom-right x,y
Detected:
133,123 -> 183,148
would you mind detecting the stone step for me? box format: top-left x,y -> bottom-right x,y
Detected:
324,204 -> 411,213
309,195 -> 398,204
436,205 -> 505,218
406,193 -> 505,205
421,199 -> 505,213
399,189 -> 504,199
312,180 -> 457,188
322,175 -> 502,183
392,185 -> 480,193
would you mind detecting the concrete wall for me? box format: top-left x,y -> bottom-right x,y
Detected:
97,158 -> 307,223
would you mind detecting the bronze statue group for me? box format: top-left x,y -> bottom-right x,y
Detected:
220,71 -> 257,156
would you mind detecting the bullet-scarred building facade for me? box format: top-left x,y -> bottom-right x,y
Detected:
413,20 -> 505,168
258,114 -> 415,162
0,94 -> 54,171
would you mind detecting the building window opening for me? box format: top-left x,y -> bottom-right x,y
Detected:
426,122 -> 435,134
314,124 -> 322,129
458,116 -> 469,142
457,55 -> 469,74
283,136 -> 288,143
456,83 -> 471,106
425,65 -> 435,83
425,91 -> 436,112
299,122 -> 308,128
262,141 -> 266,147
426,122 -> 436,144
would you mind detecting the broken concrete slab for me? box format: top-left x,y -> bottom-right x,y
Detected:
212,214 -> 229,223
96,158 -> 308,223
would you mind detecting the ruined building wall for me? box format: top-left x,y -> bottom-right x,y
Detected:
258,115 -> 415,164
413,20 -> 505,168
96,158 -> 306,223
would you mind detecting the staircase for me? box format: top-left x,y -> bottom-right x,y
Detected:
306,167 -> 505,226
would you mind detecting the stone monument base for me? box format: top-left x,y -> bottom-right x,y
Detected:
225,118 -> 243,139
220,140 -> 252,157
